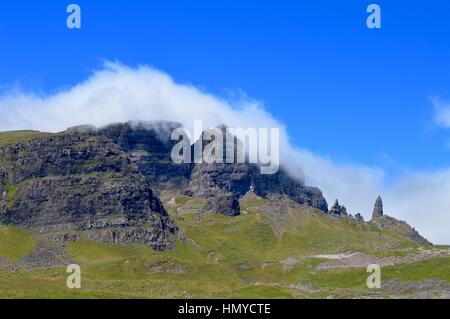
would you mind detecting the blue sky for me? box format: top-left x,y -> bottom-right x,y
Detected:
1,0 -> 450,175
1,1 -> 450,242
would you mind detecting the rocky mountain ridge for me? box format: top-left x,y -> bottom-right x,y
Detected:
0,121 -> 431,249
88,122 -> 328,216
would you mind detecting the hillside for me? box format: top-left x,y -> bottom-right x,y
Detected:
0,192 -> 448,298
0,131 -> 52,148
0,123 -> 448,299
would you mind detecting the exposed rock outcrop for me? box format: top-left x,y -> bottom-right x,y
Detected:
96,122 -> 192,192
0,132 -> 177,250
185,126 -> 328,215
88,122 -> 328,217
24,122 -> 327,219
372,195 -> 384,219
329,199 -> 347,217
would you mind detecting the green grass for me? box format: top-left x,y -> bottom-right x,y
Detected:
68,240 -> 143,264
222,286 -> 294,299
383,256 -> 450,283
0,196 -> 446,298
0,226 -> 36,262
4,184 -> 20,208
59,200 -> 442,297
0,130 -> 51,148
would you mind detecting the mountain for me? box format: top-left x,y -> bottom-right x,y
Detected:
0,122 -> 447,299
0,122 -> 330,249
0,122 -> 431,247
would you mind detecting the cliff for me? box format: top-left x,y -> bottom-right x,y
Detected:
0,132 -> 177,250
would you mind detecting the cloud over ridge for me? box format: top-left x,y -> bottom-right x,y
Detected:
0,62 -> 448,244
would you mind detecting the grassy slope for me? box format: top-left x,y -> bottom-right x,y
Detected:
0,194 -> 447,298
0,131 -> 52,148
0,226 -> 36,261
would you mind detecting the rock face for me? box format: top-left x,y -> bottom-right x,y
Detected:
372,195 -> 384,219
96,122 -> 192,192
0,121 -> 327,247
329,200 -> 347,217
0,132 -> 177,250
185,126 -> 328,216
82,122 -> 327,217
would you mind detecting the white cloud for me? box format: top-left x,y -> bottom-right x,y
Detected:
386,170 -> 450,245
433,97 -> 450,128
0,62 -> 449,244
